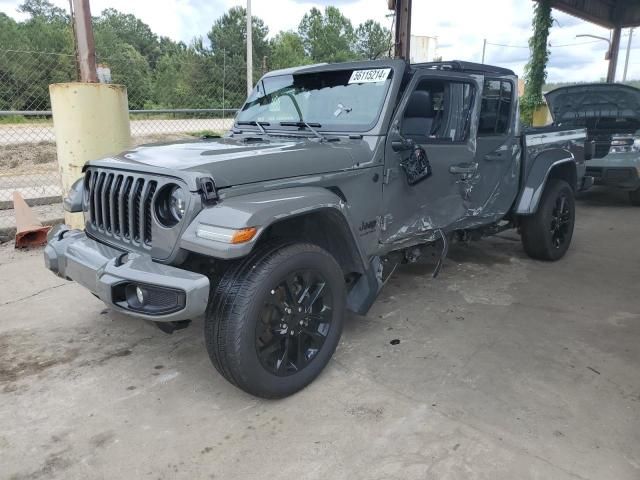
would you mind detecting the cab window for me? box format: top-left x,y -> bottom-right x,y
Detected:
401,79 -> 475,144
478,79 -> 513,135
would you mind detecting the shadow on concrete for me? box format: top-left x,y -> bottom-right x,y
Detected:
577,186 -> 634,208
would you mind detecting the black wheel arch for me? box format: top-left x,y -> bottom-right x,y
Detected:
255,207 -> 367,278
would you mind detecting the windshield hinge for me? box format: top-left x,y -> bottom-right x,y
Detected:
380,214 -> 393,232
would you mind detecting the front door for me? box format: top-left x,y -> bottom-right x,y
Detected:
380,72 -> 482,244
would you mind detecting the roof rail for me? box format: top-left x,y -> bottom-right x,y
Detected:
411,60 -> 515,76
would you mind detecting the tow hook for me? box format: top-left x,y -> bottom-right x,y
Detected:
153,320 -> 191,334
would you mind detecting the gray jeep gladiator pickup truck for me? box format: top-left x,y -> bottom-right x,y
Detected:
45,59 -> 594,398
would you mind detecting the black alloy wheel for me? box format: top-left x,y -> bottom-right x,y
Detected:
550,193 -> 572,250
256,270 -> 333,376
204,242 -> 346,398
521,178 -> 575,261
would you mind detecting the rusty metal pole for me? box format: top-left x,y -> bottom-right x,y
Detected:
393,0 -> 412,60
607,26 -> 621,83
71,0 -> 97,83
246,0 -> 253,95
623,28 -> 634,82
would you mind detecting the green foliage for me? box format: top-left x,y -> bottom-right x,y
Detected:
18,0 -> 67,21
94,9 -> 162,67
208,6 -> 269,67
298,7 -> 356,63
105,44 -> 152,109
355,20 -> 391,60
1,3 -> 396,113
521,0 -> 553,125
269,31 -> 310,70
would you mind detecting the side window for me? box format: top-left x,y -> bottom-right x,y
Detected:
478,79 -> 513,135
401,79 -> 475,143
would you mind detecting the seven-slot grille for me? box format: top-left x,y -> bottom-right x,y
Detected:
85,169 -> 158,246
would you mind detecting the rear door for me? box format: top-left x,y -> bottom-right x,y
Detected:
464,77 -> 521,222
380,71 -> 482,244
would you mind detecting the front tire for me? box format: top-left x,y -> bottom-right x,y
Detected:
520,179 -> 575,261
205,242 -> 346,398
629,188 -> 640,206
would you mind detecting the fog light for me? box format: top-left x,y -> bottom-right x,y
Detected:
115,283 -> 187,316
136,286 -> 145,305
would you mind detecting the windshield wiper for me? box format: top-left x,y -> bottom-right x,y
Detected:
279,121 -> 324,140
237,121 -> 270,135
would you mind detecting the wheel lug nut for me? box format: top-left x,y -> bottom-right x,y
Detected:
271,290 -> 275,295
290,331 -> 295,336
298,307 -> 302,312
299,320 -> 303,325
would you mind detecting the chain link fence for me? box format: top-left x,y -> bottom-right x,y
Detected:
0,49 -> 246,235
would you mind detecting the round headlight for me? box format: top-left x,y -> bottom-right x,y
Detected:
169,186 -> 186,220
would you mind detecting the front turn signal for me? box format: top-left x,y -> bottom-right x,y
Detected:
231,227 -> 257,244
196,224 -> 258,244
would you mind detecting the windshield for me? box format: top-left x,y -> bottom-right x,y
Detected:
236,68 -> 394,132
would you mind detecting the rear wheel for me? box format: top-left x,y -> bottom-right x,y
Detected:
204,242 -> 346,398
629,188 -> 640,206
521,179 -> 575,261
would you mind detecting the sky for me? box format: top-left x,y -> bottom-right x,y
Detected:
1,0 -> 638,82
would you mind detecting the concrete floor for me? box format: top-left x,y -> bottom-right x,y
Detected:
1,187 -> 638,480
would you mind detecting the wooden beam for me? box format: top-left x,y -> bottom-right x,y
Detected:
394,0 -> 412,60
71,0 -> 97,83
607,26 -> 622,82
544,0 -> 640,29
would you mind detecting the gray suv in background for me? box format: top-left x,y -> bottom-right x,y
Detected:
546,83 -> 640,205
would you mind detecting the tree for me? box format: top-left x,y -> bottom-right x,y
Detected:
521,0 -> 553,125
269,31 -> 310,70
18,0 -> 67,22
94,9 -> 162,67
355,20 -> 391,60
207,6 -> 269,68
106,44 -> 152,109
298,7 -> 356,63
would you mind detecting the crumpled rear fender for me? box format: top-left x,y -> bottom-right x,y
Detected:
515,149 -> 577,215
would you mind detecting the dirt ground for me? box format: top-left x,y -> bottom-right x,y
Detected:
0,188 -> 638,480
0,134 -> 196,175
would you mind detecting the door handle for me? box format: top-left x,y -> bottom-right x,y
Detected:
449,162 -> 478,175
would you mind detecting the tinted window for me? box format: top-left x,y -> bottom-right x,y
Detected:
401,80 -> 475,143
478,79 -> 513,135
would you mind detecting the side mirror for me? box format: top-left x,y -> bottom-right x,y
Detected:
401,145 -> 432,185
392,139 -> 414,152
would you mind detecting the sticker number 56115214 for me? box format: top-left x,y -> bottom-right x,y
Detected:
348,68 -> 391,84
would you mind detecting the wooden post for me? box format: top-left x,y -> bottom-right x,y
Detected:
71,0 -> 97,83
394,0 -> 412,60
607,26 -> 621,83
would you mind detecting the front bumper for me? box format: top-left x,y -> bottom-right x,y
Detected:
44,225 -> 210,322
586,166 -> 640,190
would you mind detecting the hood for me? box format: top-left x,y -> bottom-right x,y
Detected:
545,84 -> 640,134
105,136 -> 357,188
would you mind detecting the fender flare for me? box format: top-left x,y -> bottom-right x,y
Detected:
180,186 -> 367,268
515,149 -> 577,215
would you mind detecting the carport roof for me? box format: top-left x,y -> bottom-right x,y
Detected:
540,0 -> 640,28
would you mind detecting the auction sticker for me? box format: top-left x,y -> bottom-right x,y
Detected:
348,68 -> 391,84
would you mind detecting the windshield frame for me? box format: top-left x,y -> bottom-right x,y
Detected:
233,60 -> 406,136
